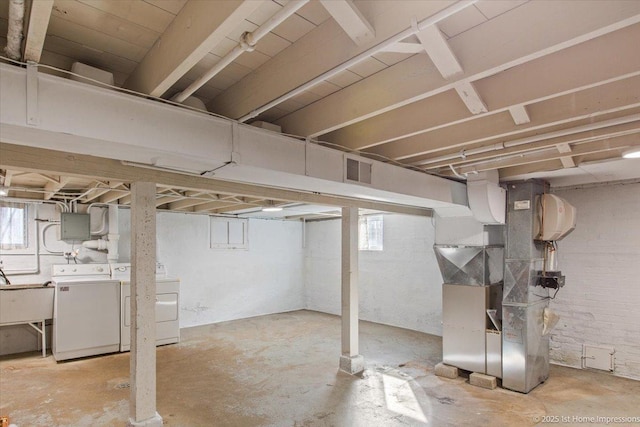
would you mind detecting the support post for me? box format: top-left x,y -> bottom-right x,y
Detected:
128,181 -> 163,427
339,206 -> 364,374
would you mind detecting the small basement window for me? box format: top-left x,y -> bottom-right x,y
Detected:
359,214 -> 383,251
0,202 -> 28,250
210,217 -> 249,250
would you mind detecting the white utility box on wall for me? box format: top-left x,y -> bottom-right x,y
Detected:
582,344 -> 615,371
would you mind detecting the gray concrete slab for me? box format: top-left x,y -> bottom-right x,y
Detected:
1,310 -> 638,426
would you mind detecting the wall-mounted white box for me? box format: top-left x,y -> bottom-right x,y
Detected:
582,344 -> 614,371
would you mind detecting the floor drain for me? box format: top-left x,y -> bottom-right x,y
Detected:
115,383 -> 130,389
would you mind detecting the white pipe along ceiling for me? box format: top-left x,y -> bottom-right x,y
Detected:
419,113 -> 640,167
238,0 -> 479,123
172,0 -> 311,103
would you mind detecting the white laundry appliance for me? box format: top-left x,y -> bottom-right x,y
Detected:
52,263 -> 120,361
110,263 -> 180,352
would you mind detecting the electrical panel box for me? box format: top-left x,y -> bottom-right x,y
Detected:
60,213 -> 91,241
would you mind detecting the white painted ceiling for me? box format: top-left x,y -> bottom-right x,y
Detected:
0,0 -> 639,216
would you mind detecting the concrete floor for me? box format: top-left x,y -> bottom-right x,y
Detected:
1,310 -> 638,426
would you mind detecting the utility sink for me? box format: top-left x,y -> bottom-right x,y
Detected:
0,285 -> 54,324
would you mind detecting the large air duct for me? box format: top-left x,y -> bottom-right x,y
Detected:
467,170 -> 505,224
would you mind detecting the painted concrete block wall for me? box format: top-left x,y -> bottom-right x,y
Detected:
119,211 -> 305,328
304,214 -> 444,336
550,182 -> 640,380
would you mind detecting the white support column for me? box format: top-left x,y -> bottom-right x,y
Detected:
128,181 -> 162,427
339,206 -> 364,374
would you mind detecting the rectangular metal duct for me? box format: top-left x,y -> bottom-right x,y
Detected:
502,180 -> 549,393
434,245 -> 504,286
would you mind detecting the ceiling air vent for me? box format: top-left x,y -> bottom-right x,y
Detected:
345,158 -> 372,184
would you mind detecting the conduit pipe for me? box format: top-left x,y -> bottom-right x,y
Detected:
87,203 -> 109,235
81,206 -> 119,262
5,0 -> 24,60
173,0 -> 311,103
419,113 -> 640,168
239,0 -> 478,122
41,222 -> 63,255
107,204 -> 119,263
82,238 -> 108,251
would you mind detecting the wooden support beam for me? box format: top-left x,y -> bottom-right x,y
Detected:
509,105 -> 531,125
455,81 -> 488,115
124,0 -> 261,96
43,176 -> 69,200
91,182 -> 126,203
277,2 -> 640,137
209,1 -> 451,118
370,77 -> 640,162
3,169 -> 15,186
168,197 -> 209,211
211,203 -> 256,214
99,189 -> 130,204
380,42 -> 424,54
23,0 -> 54,63
193,201 -> 241,213
557,143 -> 576,168
320,0 -> 375,45
154,195 -> 183,207
0,143 -> 432,216
426,122 -> 640,171
323,31 -> 640,152
450,134 -> 639,175
416,25 -> 462,79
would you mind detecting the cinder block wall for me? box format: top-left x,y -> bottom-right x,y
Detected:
550,182 -> 640,380
304,214 -> 444,336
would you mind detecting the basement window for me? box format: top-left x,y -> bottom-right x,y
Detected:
359,214 -> 383,251
210,217 -> 249,250
0,202 -> 28,250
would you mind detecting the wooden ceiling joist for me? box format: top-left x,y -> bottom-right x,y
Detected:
124,0 -> 262,96
22,0 -> 54,63
43,176 -> 69,200
557,143 -> 577,168
319,0 -> 375,45
371,79 -> 640,163
427,123 -> 640,172
451,135 -> 640,177
208,1 -> 452,118
276,2 -> 640,138
320,25 -> 640,151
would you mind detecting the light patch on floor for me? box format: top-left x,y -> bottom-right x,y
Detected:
381,368 -> 428,423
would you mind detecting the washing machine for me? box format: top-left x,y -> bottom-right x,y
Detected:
52,263 -> 120,361
110,263 -> 180,352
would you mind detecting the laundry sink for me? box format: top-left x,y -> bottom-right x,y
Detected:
0,285 -> 54,324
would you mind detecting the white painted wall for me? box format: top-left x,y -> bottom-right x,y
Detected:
119,211 -> 305,328
549,182 -> 640,380
304,214 -> 444,336
2,206 -> 304,355
0,203 -> 110,355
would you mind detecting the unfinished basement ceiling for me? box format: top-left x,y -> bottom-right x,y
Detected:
0,0 -> 639,211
